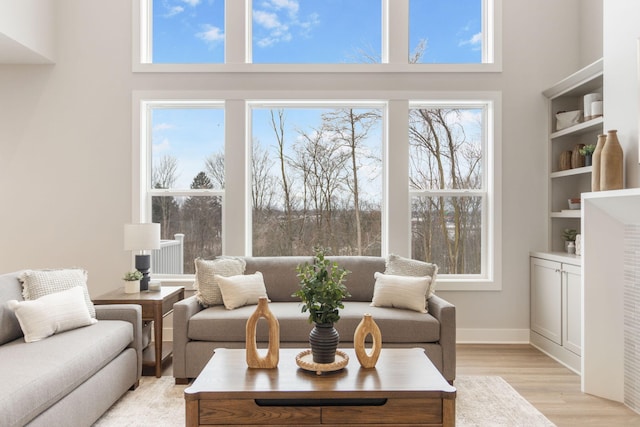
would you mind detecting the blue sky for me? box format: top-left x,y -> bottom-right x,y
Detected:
152,0 -> 482,64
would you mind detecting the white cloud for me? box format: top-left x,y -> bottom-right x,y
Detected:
196,24 -> 225,44
459,32 -> 482,50
153,123 -> 175,131
153,137 -> 171,152
254,10 -> 282,30
270,0 -> 299,16
253,0 -> 318,48
164,6 -> 184,17
181,0 -> 201,6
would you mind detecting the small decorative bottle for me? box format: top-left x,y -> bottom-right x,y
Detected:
245,297 -> 279,368
600,129 -> 624,191
591,134 -> 606,192
354,313 -> 382,368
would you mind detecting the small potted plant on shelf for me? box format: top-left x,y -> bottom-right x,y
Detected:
579,144 -> 596,166
293,246 -> 351,364
562,228 -> 578,254
123,270 -> 143,294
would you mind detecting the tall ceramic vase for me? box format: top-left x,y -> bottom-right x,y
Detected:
591,134 -> 606,192
600,129 -> 624,191
309,323 -> 339,364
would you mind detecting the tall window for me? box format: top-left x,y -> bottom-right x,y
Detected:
250,105 -> 383,255
143,102 -> 225,274
409,103 -> 488,276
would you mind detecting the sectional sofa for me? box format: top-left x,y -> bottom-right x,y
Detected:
173,255 -> 456,384
0,271 -> 143,427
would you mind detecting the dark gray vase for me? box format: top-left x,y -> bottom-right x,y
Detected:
309,323 -> 339,364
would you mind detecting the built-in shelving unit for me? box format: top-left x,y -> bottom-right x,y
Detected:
543,58 -> 603,254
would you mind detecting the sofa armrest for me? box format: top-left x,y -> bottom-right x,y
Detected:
173,295 -> 204,382
95,304 -> 143,380
428,294 -> 456,382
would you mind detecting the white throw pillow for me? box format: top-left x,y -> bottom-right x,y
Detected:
215,272 -> 269,310
385,254 -> 438,297
194,257 -> 246,307
7,287 -> 98,343
370,272 -> 431,313
19,268 -> 96,318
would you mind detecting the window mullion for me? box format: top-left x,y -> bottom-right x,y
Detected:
226,0 -> 247,64
387,0 -> 409,64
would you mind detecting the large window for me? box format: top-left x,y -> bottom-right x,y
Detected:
141,102 -> 225,274
250,105 -> 383,255
134,94 -> 500,289
409,103 -> 488,277
135,0 -> 500,70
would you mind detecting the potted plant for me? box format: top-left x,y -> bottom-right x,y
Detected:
123,270 -> 143,294
293,247 -> 351,364
562,228 -> 578,253
579,144 -> 596,166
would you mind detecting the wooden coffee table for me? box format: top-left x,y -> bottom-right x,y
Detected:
184,347 -> 456,426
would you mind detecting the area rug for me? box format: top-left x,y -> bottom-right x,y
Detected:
94,375 -> 556,426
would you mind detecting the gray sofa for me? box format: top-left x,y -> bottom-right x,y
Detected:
173,256 -> 456,384
0,272 -> 143,427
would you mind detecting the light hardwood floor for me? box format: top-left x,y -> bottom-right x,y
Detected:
457,344 -> 640,426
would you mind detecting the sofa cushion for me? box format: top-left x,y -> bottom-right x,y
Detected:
187,301 -> 439,344
0,320 -> 133,427
216,272 -> 269,310
194,257 -> 247,307
244,257 -> 314,302
8,286 -> 97,342
385,254 -> 438,297
19,269 -> 96,318
0,271 -> 25,345
370,272 -> 431,313
326,256 -> 385,302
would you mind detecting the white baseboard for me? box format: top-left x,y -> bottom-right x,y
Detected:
456,328 -> 531,344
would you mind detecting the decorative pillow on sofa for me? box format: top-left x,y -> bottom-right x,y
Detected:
385,254 -> 438,297
7,286 -> 97,343
19,268 -> 96,318
215,272 -> 269,310
370,272 -> 431,313
194,257 -> 246,307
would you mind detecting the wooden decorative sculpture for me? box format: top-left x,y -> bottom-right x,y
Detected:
354,313 -> 382,368
246,297 -> 280,368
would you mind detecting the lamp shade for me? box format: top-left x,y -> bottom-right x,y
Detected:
124,223 -> 161,251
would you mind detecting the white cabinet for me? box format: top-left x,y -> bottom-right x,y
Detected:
530,254 -> 581,373
543,59 -> 603,252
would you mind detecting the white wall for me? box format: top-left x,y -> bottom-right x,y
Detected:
0,0 -> 586,340
580,0 -> 603,68
0,0 -> 55,63
603,1 -> 640,189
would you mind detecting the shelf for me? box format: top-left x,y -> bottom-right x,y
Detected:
551,117 -> 603,139
543,58 -> 603,99
551,210 -> 581,218
551,166 -> 592,178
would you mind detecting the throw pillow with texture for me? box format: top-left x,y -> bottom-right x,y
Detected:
385,254 -> 438,297
7,286 -> 97,343
194,257 -> 246,307
370,272 -> 431,313
215,272 -> 269,310
19,268 -> 96,318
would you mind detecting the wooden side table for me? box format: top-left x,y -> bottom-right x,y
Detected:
93,286 -> 185,377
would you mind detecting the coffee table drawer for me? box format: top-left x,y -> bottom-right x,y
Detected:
322,398 -> 444,424
199,399 -> 321,425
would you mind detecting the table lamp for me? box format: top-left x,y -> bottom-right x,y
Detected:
124,223 -> 161,291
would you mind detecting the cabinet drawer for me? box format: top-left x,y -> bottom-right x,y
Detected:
321,398 -> 444,424
199,399 -> 320,425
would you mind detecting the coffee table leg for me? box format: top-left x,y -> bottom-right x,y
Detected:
443,398 -> 456,427
185,399 -> 198,427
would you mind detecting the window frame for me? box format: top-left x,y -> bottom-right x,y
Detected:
133,90 -> 501,290
132,0 -> 502,73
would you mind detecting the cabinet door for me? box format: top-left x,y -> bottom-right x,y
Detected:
562,263 -> 582,355
530,257 -> 562,345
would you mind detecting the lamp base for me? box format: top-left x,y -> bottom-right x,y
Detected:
135,254 -> 151,291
